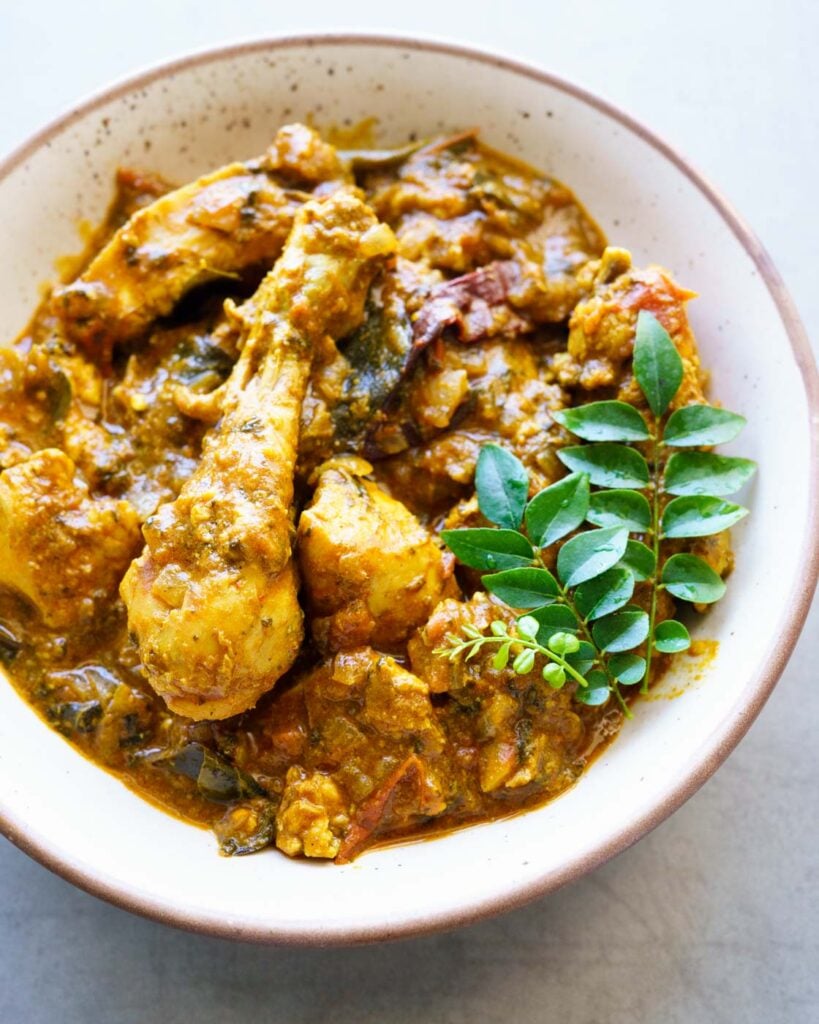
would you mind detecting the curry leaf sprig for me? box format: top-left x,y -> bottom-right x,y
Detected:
441,618 -> 612,706
435,310 -> 757,712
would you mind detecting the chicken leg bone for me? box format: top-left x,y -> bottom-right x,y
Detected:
120,188 -> 395,720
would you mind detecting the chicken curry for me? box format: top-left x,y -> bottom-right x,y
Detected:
0,125 -> 734,861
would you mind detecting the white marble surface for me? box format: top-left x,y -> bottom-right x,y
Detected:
1,2 -> 816,1021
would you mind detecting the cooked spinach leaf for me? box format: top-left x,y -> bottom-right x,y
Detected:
214,799 -> 277,856
47,700 -> 103,734
156,742 -> 265,802
333,276 -> 413,440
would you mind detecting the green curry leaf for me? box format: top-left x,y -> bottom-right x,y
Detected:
557,444 -> 650,489
440,528 -> 534,570
663,405 -> 747,447
586,489 -> 652,531
663,452 -> 757,496
607,653 -> 647,685
554,400 -> 651,442
653,619 -> 692,653
557,526 -> 630,588
524,471 -> 589,547
617,539 -> 657,581
661,496 -> 748,538
592,607 -> 650,653
573,567 -> 635,621
633,310 -> 684,417
661,554 -> 727,604
529,604 -> 580,644
475,444 -> 529,529
574,670 -> 611,706
564,640 -> 596,676
483,567 -> 559,608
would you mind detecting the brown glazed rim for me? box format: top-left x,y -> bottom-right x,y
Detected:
0,33 -> 817,947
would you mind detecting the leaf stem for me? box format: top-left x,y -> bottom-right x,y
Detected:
438,633 -> 589,688
643,426 -> 663,694
604,672 -> 631,718
513,637 -> 590,688
534,553 -> 632,719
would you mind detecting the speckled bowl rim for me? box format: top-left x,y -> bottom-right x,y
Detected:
0,32 -> 816,947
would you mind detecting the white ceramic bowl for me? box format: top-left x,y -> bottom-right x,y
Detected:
0,35 -> 816,945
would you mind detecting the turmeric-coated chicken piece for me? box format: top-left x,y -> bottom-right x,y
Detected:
0,448 -> 141,628
303,646 -> 447,759
554,247 -> 706,405
276,647 -> 447,859
120,189 -> 396,720
275,765 -> 350,859
53,124 -> 348,354
297,460 -> 456,652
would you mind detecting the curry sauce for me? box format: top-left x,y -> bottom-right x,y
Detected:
0,125 -> 730,861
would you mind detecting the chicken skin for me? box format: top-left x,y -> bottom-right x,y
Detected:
53,125 -> 348,354
120,189 -> 395,720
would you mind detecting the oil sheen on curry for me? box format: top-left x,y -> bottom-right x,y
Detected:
0,125 -> 733,862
